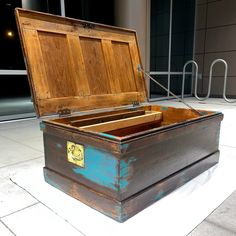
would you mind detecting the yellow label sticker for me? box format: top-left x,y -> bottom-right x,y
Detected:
67,141 -> 84,168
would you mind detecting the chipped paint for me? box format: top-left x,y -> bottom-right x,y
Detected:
120,157 -> 137,190
154,190 -> 165,201
200,111 -> 208,115
72,146 -> 118,191
160,107 -> 168,111
98,132 -> 119,140
120,143 -> 129,153
39,122 -> 45,131
44,174 -> 63,191
56,143 -> 62,149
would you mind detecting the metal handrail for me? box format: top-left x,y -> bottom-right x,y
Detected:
194,59 -> 228,101
222,61 -> 235,103
0,70 -> 27,75
138,65 -> 203,116
181,60 -> 198,99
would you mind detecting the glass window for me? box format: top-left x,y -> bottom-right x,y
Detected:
150,0 -> 170,72
170,74 -> 192,95
0,0 -> 24,69
150,75 -> 168,98
0,75 -> 30,98
65,0 -> 114,25
171,0 -> 195,71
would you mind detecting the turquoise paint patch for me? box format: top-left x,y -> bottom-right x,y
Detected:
120,157 -> 136,190
72,146 -> 118,191
56,143 -> 62,149
98,132 -> 118,140
45,175 -> 63,191
154,190 -> 165,201
200,111 -> 208,115
160,107 -> 168,111
39,122 -> 45,131
120,143 -> 129,153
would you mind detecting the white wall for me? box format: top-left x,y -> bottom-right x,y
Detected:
114,0 -> 150,70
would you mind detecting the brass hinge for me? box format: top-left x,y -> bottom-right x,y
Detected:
58,108 -> 71,117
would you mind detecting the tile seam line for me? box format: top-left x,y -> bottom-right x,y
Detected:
0,218 -> 17,236
9,178 -> 87,236
162,100 -> 234,107
219,144 -> 236,149
0,156 -> 43,170
205,219 -> 236,235
1,202 -> 39,219
0,134 -> 44,153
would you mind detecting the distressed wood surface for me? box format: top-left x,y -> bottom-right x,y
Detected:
15,8 -> 147,117
44,151 -> 219,222
42,106 -> 223,201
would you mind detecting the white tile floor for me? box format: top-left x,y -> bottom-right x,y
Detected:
0,98 -> 235,236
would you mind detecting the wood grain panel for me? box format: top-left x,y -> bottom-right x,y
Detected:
66,35 -> 90,96
112,41 -> 137,92
22,29 -> 50,100
101,39 -> 121,93
15,8 -> 148,116
80,37 -> 111,95
38,31 -> 77,98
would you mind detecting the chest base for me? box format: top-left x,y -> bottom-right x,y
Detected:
44,151 -> 219,222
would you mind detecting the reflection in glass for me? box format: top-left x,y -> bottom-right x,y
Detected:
171,0 -> 195,71
150,0 -> 170,72
65,0 -> 114,25
150,75 -> 168,98
0,0 -> 24,69
170,74 -> 192,96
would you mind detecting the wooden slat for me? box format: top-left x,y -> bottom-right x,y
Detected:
67,35 -> 90,96
37,31 -> 77,98
79,112 -> 162,132
22,29 -> 50,99
111,41 -> 137,92
129,41 -> 147,100
101,39 -> 121,93
52,107 -> 144,124
80,37 -> 111,95
71,110 -> 145,127
37,92 -> 140,116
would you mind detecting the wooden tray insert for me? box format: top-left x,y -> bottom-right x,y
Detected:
49,105 -> 215,138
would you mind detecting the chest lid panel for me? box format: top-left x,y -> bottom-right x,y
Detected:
15,8 -> 147,117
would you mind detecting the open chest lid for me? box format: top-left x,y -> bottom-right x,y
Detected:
15,8 -> 147,117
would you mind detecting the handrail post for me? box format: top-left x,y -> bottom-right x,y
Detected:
194,59 -> 228,101
221,60 -> 235,103
182,60 -> 198,100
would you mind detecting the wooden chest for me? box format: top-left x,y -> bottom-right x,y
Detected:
15,8 -> 223,222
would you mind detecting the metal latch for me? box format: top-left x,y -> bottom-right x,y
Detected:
58,108 -> 71,117
82,22 -> 95,29
132,101 -> 140,107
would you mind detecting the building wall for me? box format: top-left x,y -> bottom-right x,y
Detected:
114,0 -> 149,70
195,0 -> 236,97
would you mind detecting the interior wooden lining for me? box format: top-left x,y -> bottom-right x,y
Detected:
70,110 -> 145,127
106,120 -> 163,137
52,108 -> 144,124
47,105 -> 215,139
79,112 -> 162,133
